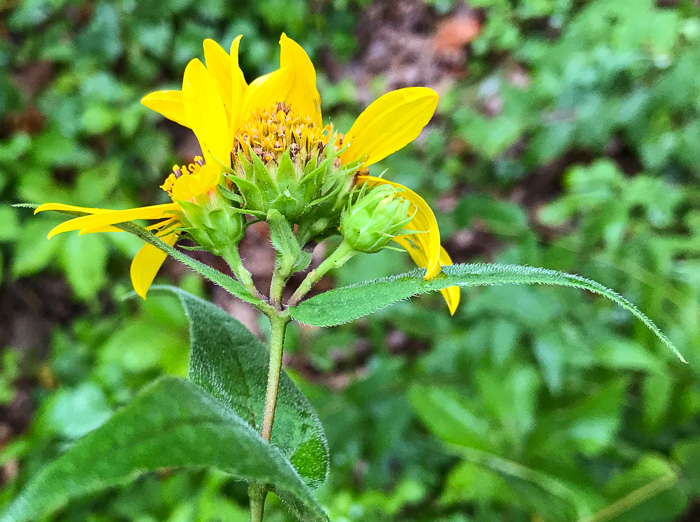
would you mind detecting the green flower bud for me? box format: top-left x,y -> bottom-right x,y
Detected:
340,184 -> 414,253
177,188 -> 246,256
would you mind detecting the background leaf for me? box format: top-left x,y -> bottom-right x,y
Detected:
60,233 -> 107,300
4,0 -> 700,519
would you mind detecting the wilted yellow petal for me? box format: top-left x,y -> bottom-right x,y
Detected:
438,246 -> 460,315
47,203 -> 180,239
203,39 -> 233,113
131,232 -> 178,299
182,59 -> 231,167
342,87 -> 438,168
141,90 -> 190,128
171,164 -> 221,201
358,175 -> 441,278
279,33 -> 322,127
237,66 -> 293,130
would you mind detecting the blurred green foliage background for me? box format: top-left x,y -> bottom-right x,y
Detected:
2,0 -> 700,520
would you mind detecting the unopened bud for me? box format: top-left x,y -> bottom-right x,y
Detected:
340,185 -> 414,253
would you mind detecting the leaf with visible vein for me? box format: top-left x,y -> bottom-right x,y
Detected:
0,377 -> 328,522
289,263 -> 685,363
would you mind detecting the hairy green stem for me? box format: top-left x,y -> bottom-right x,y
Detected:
223,247 -> 264,301
260,312 -> 290,441
269,266 -> 288,309
248,310 -> 290,520
249,239 -> 343,519
248,483 -> 268,522
288,241 -> 356,307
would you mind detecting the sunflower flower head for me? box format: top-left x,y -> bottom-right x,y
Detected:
227,101 -> 359,241
233,102 -> 334,168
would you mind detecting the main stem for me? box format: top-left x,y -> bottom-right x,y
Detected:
249,242 -> 347,520
260,312 -> 290,441
249,483 -> 267,522
249,310 -> 290,522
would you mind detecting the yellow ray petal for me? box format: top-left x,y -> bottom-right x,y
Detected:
237,66 -> 293,130
131,232 -> 179,299
47,203 -> 180,239
36,202 -> 118,233
182,59 -> 232,168
438,246 -> 460,315
390,239 -> 459,314
35,203 -> 112,215
78,225 -> 121,234
229,35 -> 247,136
203,39 -> 233,106
358,175 -> 441,278
342,87 -> 439,168
141,90 -> 190,128
80,217 -> 179,235
279,33 -> 322,127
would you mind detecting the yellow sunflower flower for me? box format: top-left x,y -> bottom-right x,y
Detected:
37,33 -> 459,313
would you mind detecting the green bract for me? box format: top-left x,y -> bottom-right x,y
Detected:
222,102 -> 363,245
228,145 -> 359,244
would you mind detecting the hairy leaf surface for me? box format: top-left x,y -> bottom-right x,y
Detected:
290,263 -> 683,362
0,378 -> 328,522
155,286 -> 329,488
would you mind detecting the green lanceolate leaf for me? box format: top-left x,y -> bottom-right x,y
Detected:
154,286 -> 329,488
0,377 -> 328,522
292,269 -> 424,325
289,263 -> 685,362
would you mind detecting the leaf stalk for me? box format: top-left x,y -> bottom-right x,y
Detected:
223,246 -> 265,301
288,241 -> 356,307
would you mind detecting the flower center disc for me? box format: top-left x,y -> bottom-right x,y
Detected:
234,102 -> 338,167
